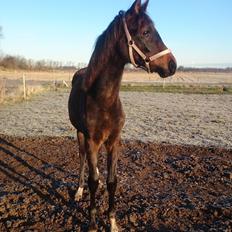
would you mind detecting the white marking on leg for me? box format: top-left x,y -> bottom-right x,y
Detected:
99,179 -> 104,188
75,187 -> 84,201
96,167 -> 99,176
110,218 -> 119,232
96,167 -> 104,188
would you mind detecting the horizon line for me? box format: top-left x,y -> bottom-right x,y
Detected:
0,52 -> 232,69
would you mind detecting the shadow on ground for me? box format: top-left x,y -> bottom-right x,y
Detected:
0,135 -> 231,231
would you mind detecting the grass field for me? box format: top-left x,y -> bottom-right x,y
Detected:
0,69 -> 232,104
121,83 -> 232,94
1,69 -> 232,83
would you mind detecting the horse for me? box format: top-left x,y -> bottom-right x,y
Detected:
68,0 -> 176,231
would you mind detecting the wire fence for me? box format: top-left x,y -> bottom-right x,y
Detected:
0,74 -> 71,104
1,70 -> 232,104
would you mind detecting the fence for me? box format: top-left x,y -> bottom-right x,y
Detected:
1,70 -> 232,104
0,73 -> 71,104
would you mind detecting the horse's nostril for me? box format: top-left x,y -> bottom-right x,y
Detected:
168,59 -> 177,75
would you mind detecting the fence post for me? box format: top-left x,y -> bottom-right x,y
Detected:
23,73 -> 26,100
53,71 -> 57,91
0,78 -> 6,103
163,79 -> 166,89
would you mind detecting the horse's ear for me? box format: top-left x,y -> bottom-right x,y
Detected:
141,0 -> 149,12
128,0 -> 148,15
128,0 -> 142,15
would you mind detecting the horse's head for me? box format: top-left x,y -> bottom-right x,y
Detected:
121,0 -> 176,77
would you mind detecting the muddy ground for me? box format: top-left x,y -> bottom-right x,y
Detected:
0,135 -> 231,231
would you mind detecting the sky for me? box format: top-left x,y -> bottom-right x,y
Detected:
0,0 -> 232,67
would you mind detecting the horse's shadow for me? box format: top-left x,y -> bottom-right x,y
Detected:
0,137 -> 160,231
0,136 -> 89,231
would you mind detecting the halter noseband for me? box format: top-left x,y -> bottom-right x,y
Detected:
121,12 -> 171,73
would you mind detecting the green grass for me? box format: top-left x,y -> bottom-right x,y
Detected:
120,84 -> 232,94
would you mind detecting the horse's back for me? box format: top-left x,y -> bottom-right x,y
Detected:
71,68 -> 87,86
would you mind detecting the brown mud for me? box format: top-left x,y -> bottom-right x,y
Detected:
0,135 -> 231,231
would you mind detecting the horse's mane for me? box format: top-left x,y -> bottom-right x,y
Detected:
82,14 -> 123,90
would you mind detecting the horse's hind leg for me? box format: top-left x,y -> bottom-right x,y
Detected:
75,131 -> 86,201
105,138 -> 120,232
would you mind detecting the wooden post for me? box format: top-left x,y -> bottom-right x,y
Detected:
53,71 -> 57,91
23,73 -> 26,100
0,78 -> 6,103
63,80 -> 69,88
163,79 -> 166,89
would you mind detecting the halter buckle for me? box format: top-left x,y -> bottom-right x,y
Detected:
145,58 -> 150,64
128,40 -> 134,46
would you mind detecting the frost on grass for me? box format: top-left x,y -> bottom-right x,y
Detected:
0,91 -> 232,148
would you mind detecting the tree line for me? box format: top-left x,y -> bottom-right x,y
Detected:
0,25 -> 232,73
177,66 -> 232,73
0,24 -> 231,73
0,54 -> 86,71
0,54 -> 232,73
0,26 -> 84,71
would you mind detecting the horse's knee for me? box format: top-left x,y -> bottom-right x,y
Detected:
88,176 -> 99,193
88,166 -> 100,182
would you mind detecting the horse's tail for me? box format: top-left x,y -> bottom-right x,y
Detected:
71,67 -> 87,87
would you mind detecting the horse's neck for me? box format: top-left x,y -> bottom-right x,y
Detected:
90,59 -> 125,107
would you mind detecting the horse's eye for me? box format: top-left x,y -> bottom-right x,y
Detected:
143,31 -> 150,37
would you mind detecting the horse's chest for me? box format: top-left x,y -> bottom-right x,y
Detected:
86,103 -> 125,143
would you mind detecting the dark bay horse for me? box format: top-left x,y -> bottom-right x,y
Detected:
68,0 -> 176,231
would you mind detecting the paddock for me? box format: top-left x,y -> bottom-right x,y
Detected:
0,89 -> 232,231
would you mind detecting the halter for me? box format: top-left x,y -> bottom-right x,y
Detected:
121,12 -> 171,73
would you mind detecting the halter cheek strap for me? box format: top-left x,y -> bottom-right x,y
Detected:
122,14 -> 171,73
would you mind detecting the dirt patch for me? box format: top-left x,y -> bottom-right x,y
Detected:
0,135 -> 231,231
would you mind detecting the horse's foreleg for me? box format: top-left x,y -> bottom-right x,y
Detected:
106,139 -> 119,232
86,139 -> 100,232
75,131 -> 86,201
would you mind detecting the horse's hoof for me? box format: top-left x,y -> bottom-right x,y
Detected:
75,187 -> 84,201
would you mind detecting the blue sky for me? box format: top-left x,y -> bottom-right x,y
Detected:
0,0 -> 232,67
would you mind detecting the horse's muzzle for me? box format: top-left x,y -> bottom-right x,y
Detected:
168,59 -> 177,76
153,56 -> 177,78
